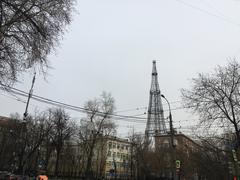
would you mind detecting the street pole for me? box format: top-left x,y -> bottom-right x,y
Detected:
23,72 -> 36,121
22,72 -> 36,176
161,94 -> 177,180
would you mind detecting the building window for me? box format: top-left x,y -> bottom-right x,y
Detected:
113,143 -> 116,149
163,143 -> 170,148
117,144 -> 120,149
126,145 -> 129,150
108,142 -> 112,149
117,152 -> 120,158
113,152 -> 116,157
107,161 -> 112,167
107,151 -> 111,157
174,139 -> 178,146
117,162 -> 120,168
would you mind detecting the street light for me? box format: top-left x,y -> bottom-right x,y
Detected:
161,94 -> 177,180
161,94 -> 175,148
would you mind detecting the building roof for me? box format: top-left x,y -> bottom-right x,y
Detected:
102,135 -> 130,144
0,116 -> 21,128
0,116 -> 11,127
155,133 -> 200,148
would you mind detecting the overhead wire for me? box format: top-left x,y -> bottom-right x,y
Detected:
0,83 -> 194,120
0,92 -> 26,103
0,85 -> 207,129
0,89 -> 196,126
0,83 -> 195,117
1,84 -> 233,133
0,88 -> 211,132
0,84 -> 149,122
200,0 -> 231,18
174,0 -> 240,27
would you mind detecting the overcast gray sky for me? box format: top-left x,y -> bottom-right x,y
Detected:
1,0 -> 240,137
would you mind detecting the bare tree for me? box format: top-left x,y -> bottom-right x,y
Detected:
47,108 -> 74,177
0,114 -> 21,171
128,132 -> 151,180
78,92 -> 116,179
190,136 -> 229,180
182,60 -> 240,149
0,0 -> 75,85
0,112 -> 52,175
21,112 -> 53,175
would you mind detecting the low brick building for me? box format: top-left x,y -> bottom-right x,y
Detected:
155,133 -> 200,179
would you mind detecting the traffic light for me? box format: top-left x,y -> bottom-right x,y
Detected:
176,160 -> 181,169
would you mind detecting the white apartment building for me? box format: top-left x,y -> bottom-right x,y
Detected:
104,136 -> 132,178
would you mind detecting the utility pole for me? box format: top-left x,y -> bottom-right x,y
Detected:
22,72 -> 36,176
161,94 -> 178,180
23,72 -> 36,121
130,126 -> 135,180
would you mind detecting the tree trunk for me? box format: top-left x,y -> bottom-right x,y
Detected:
85,138 -> 96,179
55,148 -> 61,177
17,150 -> 25,174
233,123 -> 240,149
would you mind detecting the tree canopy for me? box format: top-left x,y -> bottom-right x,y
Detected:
181,60 -> 240,148
0,0 -> 75,85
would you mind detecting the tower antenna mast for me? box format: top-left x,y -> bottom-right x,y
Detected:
145,60 -> 167,144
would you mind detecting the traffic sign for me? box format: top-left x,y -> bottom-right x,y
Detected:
176,160 -> 181,169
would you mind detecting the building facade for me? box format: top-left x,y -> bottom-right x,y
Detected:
104,136 -> 132,178
155,133 -> 200,180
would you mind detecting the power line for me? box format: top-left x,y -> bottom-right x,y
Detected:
1,89 -> 198,126
0,84 -> 149,122
0,89 -> 206,128
115,107 -> 147,113
1,84 -> 197,123
200,0 -> 232,18
115,100 -> 183,114
0,86 -> 205,126
174,0 -> 240,27
0,92 -> 26,103
0,90 -> 189,116
2,84 -> 231,131
0,84 -> 194,119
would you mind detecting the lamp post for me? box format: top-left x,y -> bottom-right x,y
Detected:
21,72 -> 36,176
161,94 -> 177,180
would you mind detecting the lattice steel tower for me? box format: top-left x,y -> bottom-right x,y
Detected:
145,60 -> 167,142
